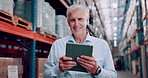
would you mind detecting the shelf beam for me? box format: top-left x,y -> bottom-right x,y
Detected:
0,21 -> 55,45
59,0 -> 69,8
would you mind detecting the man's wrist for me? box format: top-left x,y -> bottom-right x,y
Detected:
93,66 -> 101,75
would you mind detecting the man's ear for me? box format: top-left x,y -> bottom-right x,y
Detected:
86,18 -> 89,25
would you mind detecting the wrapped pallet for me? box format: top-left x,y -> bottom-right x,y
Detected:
0,0 -> 14,14
14,1 -> 32,22
56,15 -> 71,38
143,20 -> 148,40
42,2 -> 56,35
123,0 -> 137,39
14,0 -> 57,36
140,0 -> 147,20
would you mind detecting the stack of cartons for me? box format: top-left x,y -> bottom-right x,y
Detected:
0,0 -> 14,14
14,0 -> 57,37
119,40 -> 124,53
56,15 -> 71,38
140,0 -> 147,20
143,16 -> 148,41
0,58 -> 23,78
127,11 -> 139,50
42,2 -> 56,36
123,39 -> 127,52
36,58 -> 47,78
123,0 -> 137,39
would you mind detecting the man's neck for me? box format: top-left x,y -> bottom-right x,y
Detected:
73,32 -> 87,43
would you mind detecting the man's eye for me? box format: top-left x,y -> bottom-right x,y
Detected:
70,19 -> 75,22
78,18 -> 83,21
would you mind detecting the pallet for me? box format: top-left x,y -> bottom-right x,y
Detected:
0,10 -> 32,30
36,27 -> 58,39
14,15 -> 32,30
0,10 -> 14,24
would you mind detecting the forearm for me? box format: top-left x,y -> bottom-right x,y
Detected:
43,64 -> 61,78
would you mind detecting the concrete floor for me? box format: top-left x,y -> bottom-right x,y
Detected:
117,71 -> 137,78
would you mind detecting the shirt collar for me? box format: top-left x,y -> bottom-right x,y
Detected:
67,33 -> 92,43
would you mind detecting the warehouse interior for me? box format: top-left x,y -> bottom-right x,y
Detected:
0,0 -> 148,78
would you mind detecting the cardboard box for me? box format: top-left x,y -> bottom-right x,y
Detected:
36,58 -> 47,78
0,58 -> 22,65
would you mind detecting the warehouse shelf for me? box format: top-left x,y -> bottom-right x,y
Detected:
130,46 -> 141,54
128,28 -> 140,43
0,21 -> 56,45
59,0 -> 69,8
144,39 -> 148,45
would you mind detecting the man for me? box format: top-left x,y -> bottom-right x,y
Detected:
43,4 -> 117,78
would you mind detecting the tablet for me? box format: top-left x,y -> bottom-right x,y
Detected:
66,43 -> 93,72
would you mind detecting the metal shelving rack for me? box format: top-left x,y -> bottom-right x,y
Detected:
0,1 -> 56,78
0,21 -> 56,78
118,0 -> 148,77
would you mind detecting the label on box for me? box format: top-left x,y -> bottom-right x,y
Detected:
8,66 -> 18,78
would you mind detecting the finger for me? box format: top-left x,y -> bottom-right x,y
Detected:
78,61 -> 97,74
80,55 -> 96,61
60,60 -> 77,65
60,56 -> 73,61
59,61 -> 77,72
78,61 -> 92,72
77,57 -> 95,65
77,59 -> 90,67
60,65 -> 76,72
63,64 -> 77,69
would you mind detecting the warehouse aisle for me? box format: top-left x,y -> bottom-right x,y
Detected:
117,71 -> 137,78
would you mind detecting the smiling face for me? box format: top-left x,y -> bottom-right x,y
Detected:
67,9 -> 89,37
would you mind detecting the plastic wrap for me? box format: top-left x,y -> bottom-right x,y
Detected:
0,0 -> 14,14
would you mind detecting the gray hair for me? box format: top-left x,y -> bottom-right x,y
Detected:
66,4 -> 89,19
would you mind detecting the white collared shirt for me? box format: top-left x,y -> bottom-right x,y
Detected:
43,34 -> 117,78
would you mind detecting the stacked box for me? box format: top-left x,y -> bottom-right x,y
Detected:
36,58 -> 47,78
56,15 -> 71,37
127,11 -> 137,41
14,0 -> 56,36
130,33 -> 139,51
119,40 -> 124,53
140,0 -> 147,19
143,20 -> 148,40
42,2 -> 56,35
123,39 -> 127,49
14,1 -> 26,20
0,58 -> 23,78
0,0 -> 14,14
123,0 -> 137,39
85,0 -> 94,6
78,0 -> 86,6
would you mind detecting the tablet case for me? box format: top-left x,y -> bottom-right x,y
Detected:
66,43 -> 93,72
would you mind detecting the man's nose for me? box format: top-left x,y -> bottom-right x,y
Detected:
74,20 -> 79,26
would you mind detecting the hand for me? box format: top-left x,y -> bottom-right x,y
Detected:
77,55 -> 99,74
59,56 -> 77,72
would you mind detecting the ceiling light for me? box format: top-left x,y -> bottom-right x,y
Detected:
113,27 -> 117,30
113,17 -> 118,21
114,33 -> 117,36
114,40 -> 117,43
114,37 -> 117,40
112,3 -> 118,8
114,42 -> 117,47
114,40 -> 117,47
95,28 -> 98,31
